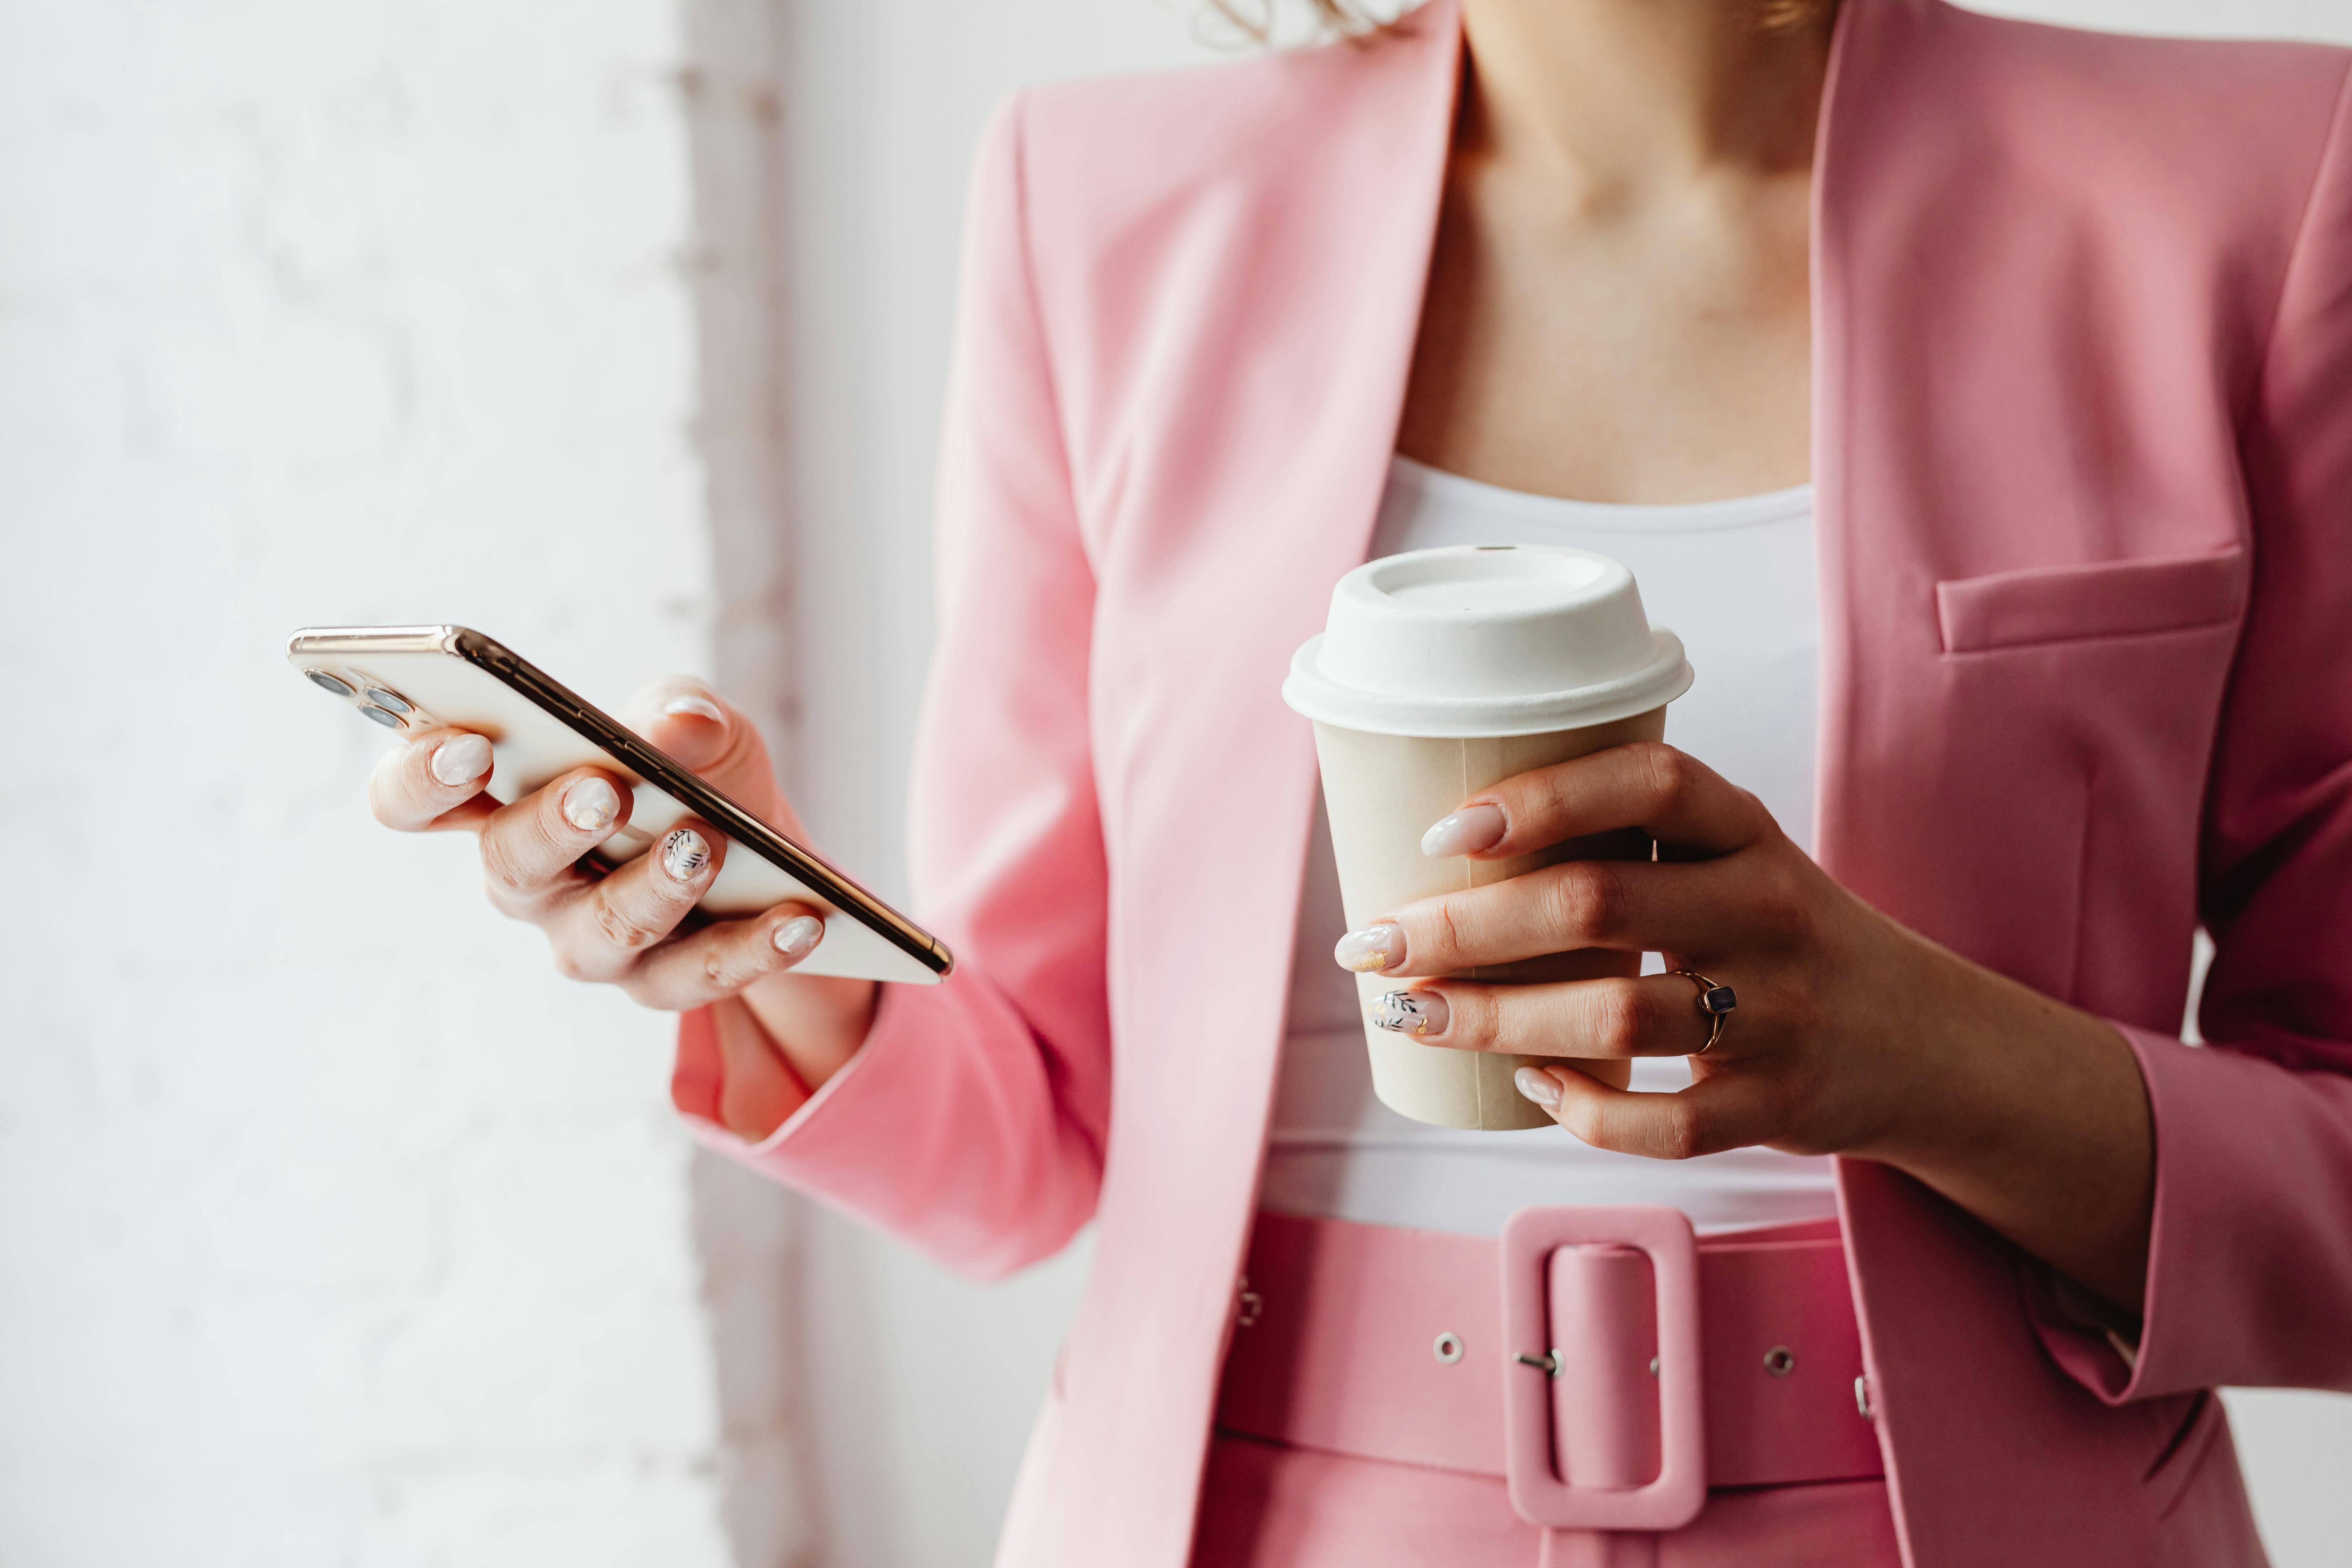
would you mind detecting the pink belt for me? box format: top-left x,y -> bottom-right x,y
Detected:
1215,1208 -> 1883,1533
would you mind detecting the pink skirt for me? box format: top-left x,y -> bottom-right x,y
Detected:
1193,1435 -> 1901,1567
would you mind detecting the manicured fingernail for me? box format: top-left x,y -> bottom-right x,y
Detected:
1335,923 -> 1407,974
772,915 -> 824,961
1370,990 -> 1448,1037
1421,803 -> 1506,859
660,827 -> 712,881
562,776 -> 620,832
662,693 -> 725,722
1514,1067 -> 1562,1108
430,734 -> 492,786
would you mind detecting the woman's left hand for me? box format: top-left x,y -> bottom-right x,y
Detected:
1335,740 -> 2156,1306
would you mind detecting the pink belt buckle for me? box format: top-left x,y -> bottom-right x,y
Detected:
1499,1205 -> 1706,1531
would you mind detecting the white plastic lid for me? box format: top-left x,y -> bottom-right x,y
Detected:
1282,544 -> 1692,738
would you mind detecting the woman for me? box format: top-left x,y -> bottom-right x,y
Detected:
365,0 -> 2352,1562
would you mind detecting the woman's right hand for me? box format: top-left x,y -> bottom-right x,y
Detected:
366,676 -> 877,1135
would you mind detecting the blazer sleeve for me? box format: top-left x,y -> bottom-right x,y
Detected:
673,92 -> 1112,1281
2035,68 -> 2352,1402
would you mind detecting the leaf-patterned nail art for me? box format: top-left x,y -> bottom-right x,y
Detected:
1370,990 -> 1448,1037
660,827 -> 712,882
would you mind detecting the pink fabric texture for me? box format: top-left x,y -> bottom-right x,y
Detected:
1190,1440 -> 1903,1568
680,2 -> 2352,1563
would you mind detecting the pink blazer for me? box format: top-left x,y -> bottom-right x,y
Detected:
684,2 -> 2352,1562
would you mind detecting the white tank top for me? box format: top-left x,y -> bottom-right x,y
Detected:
1260,456 -> 1840,1237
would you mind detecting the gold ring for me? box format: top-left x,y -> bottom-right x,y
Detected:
1669,970 -> 1737,1055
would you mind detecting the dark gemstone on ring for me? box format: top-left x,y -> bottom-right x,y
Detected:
1701,986 -> 1738,1015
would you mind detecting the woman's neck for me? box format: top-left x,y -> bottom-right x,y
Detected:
1459,0 -> 1834,200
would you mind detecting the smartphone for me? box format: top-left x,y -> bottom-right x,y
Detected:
287,624 -> 950,986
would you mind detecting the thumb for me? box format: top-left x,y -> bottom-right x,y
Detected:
620,677 -> 802,837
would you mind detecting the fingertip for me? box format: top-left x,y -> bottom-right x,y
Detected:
1421,803 -> 1508,860
1335,922 -> 1408,974
662,692 -> 726,724
371,727 -> 490,828
658,821 -> 722,883
1370,987 -> 1449,1039
615,676 -> 728,760
648,699 -> 729,768
429,731 -> 495,788
626,675 -> 717,712
1514,1065 -> 1564,1110
770,911 -> 825,965
558,772 -> 626,834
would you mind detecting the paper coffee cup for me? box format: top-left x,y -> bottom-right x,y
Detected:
1283,545 -> 1693,1131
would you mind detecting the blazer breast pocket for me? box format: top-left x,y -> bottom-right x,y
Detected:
1935,547 -> 2249,654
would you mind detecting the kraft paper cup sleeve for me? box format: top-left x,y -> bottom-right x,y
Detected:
1314,710 -> 1665,1130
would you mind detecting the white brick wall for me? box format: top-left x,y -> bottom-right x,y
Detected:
0,1 -> 739,1562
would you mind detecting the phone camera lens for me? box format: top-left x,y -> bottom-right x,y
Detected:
357,703 -> 406,729
305,669 -> 356,697
362,686 -> 413,714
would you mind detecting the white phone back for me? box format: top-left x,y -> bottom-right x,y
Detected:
290,629 -> 945,986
